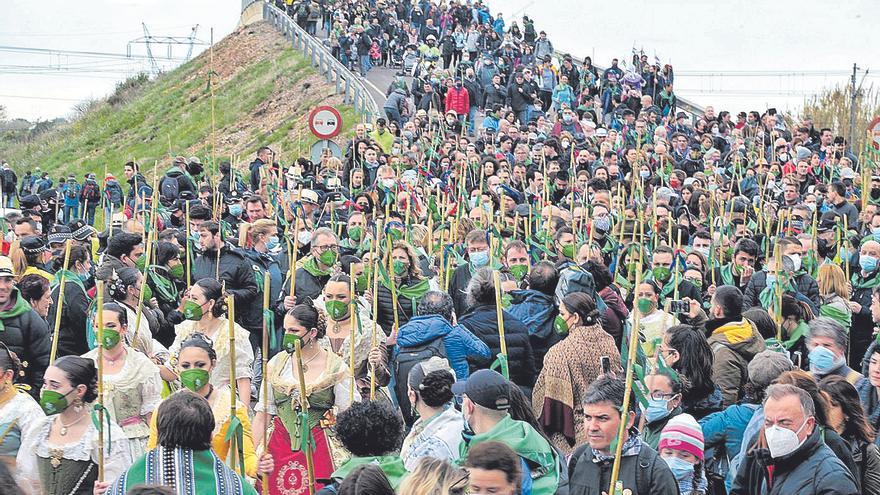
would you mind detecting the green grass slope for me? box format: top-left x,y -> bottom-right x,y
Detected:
1,21 -> 357,179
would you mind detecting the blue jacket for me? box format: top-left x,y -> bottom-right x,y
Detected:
394,314 -> 490,380
700,403 -> 760,486
507,289 -> 560,368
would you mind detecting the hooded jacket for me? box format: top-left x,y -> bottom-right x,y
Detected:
395,314 -> 491,381
459,303 -> 537,393
0,289 -> 50,396
731,427 -> 859,495
568,434 -> 678,495
507,289 -> 560,367
706,317 -> 765,407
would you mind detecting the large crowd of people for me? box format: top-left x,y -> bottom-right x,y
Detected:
0,0 -> 878,494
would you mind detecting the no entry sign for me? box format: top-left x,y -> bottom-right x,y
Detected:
308,105 -> 343,140
869,116 -> 880,151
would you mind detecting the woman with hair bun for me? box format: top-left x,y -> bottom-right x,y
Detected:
18,355 -> 132,494
253,303 -> 356,495
0,342 -> 44,471
531,292 -> 622,455
399,358 -> 462,470
169,278 -> 254,405
83,302 -> 162,460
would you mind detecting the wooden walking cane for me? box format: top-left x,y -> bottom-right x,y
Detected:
294,337 -> 316,495
369,220 -> 383,400
607,218 -> 645,495
491,270 -> 509,379
95,281 -> 105,482
49,239 -> 73,363
349,264 -> 357,404
185,201 -> 192,288
133,180 -> 160,344
260,274 -> 271,495
226,293 -> 246,477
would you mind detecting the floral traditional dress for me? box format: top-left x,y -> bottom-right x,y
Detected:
83,346 -> 162,459
257,351 -> 356,495
18,414 -> 132,495
1,386 -> 44,472
170,318 -> 254,391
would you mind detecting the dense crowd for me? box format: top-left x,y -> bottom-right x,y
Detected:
0,0 -> 878,494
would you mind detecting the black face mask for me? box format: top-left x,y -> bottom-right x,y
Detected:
817,238 -> 833,259
871,188 -> 880,200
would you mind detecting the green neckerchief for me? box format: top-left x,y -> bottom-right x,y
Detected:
643,271 -> 676,300
51,269 -> 86,293
820,303 -> 852,329
301,256 -> 332,278
757,275 -> 794,313
147,266 -> 178,302
459,415 -> 558,495
852,271 -> 880,290
0,290 -> 33,331
331,455 -> 408,489
719,263 -> 737,287
782,320 -> 809,349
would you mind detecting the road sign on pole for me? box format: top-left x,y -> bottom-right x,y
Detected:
869,117 -> 880,151
308,105 -> 343,140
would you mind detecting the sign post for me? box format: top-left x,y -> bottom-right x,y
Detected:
308,105 -> 343,140
869,116 -> 880,151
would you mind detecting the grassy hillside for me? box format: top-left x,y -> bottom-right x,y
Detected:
0,21 -> 358,180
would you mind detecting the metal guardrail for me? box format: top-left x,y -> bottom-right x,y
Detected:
242,0 -> 379,122
558,50 -> 704,120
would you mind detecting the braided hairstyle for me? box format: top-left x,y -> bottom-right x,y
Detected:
106,267 -> 140,303
286,301 -> 327,339
414,369 -> 455,407
0,343 -> 23,383
178,332 -> 218,362
193,279 -> 228,318
560,292 -> 600,327
53,355 -> 99,403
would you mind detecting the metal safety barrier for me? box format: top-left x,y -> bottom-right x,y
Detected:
242,0 -> 379,122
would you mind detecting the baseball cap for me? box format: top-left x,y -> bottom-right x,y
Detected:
0,257 -> 12,278
451,369 -> 511,411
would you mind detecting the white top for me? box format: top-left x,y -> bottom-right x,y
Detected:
170,317 -> 255,389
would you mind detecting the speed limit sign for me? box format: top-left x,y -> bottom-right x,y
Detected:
308,105 -> 343,140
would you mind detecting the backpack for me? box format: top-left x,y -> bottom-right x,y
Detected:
65,184 -> 78,200
159,175 -> 180,202
394,336 -> 447,425
81,181 -> 100,202
107,183 -> 124,206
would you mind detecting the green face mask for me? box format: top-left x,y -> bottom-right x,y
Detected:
169,263 -> 185,280
135,255 -> 147,271
40,389 -> 74,415
141,284 -> 153,301
501,293 -> 512,308
100,328 -> 121,350
325,300 -> 348,321
318,249 -> 337,266
509,264 -> 529,281
637,297 -> 655,314
182,300 -> 205,321
652,266 -> 671,282
348,227 -> 364,242
179,368 -> 210,392
560,244 -> 576,259
356,272 -> 370,292
393,260 -> 408,276
553,315 -> 570,335
388,229 -> 404,241
282,333 -> 301,354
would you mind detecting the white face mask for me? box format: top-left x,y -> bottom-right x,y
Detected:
765,417 -> 811,458
788,254 -> 801,272
297,230 -> 313,246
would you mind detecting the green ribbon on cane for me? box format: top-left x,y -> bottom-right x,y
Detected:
91,403 -> 113,454
263,309 -> 277,352
489,352 -> 509,380
293,410 -> 316,453
224,414 -> 247,477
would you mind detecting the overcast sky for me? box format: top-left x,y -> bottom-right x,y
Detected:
2,0 -> 878,121
1,0 -> 240,121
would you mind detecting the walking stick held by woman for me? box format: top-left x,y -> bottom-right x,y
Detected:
95,281 -> 105,481
49,239 -> 73,363
260,274 -> 271,495
294,337 -> 316,495
491,269 -> 509,379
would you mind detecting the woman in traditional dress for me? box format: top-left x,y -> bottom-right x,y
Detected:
0,343 -> 44,472
83,302 -> 162,459
105,266 -> 167,359
146,333 -> 273,480
531,292 -> 621,455
319,274 -> 389,399
168,278 -> 254,405
18,355 -> 131,494
253,303 -> 357,495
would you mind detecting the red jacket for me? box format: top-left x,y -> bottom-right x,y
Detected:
444,86 -> 470,116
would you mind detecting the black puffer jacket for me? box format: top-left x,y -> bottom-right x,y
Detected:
743,270 -> 820,311
47,279 -> 90,358
0,291 -> 50,396
374,277 -> 423,335
192,244 -> 259,331
459,303 -> 537,395
731,427 -> 859,495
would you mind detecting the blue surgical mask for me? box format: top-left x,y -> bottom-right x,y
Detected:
809,346 -> 840,374
643,398 -> 671,423
229,204 -> 243,217
470,250 -> 489,268
664,456 -> 695,481
861,255 -> 878,274
639,170 -> 651,180
872,228 -> 880,242
766,273 -> 777,285
266,236 -> 280,251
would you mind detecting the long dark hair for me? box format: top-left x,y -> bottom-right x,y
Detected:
819,375 -> 876,444
665,325 -> 715,399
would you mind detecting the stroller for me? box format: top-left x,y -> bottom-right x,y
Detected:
396,43 -> 420,77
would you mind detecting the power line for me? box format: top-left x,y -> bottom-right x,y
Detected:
0,45 -> 187,62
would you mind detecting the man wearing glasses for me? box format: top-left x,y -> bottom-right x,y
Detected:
284,227 -> 339,305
